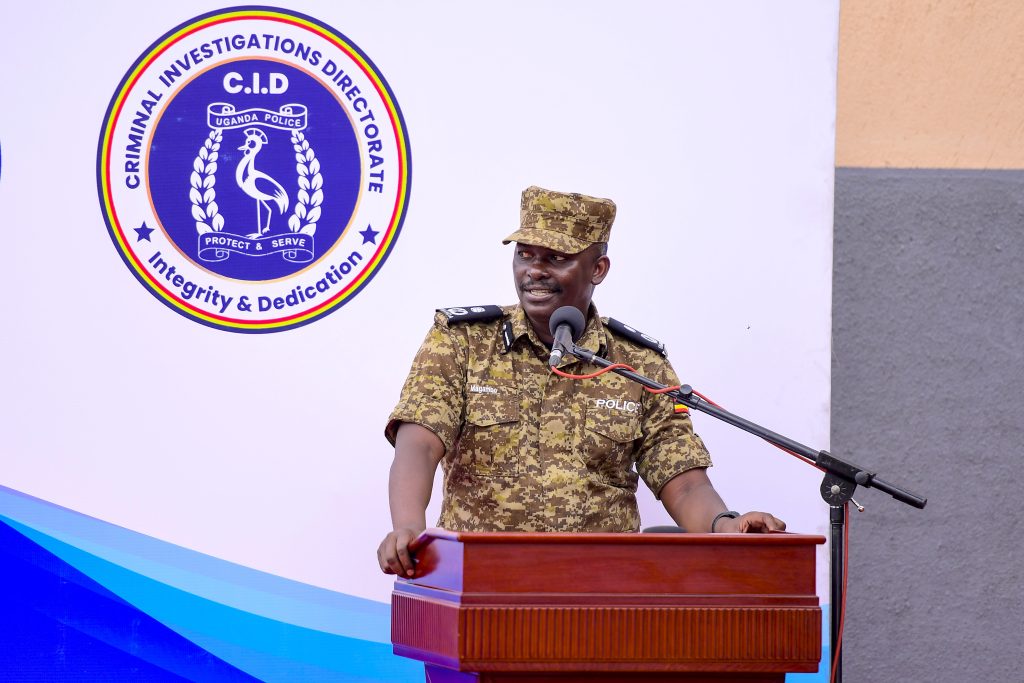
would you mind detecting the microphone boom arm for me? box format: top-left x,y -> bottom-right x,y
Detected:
569,342 -> 927,509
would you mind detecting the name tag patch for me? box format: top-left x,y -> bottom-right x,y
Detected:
593,398 -> 639,414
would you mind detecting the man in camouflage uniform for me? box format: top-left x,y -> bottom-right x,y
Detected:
378,186 -> 784,577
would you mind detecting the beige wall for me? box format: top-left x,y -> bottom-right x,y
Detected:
837,0 -> 1024,168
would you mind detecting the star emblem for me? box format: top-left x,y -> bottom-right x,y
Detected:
359,224 -> 379,245
134,223 -> 154,241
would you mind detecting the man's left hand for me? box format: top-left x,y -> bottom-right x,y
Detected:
716,512 -> 786,533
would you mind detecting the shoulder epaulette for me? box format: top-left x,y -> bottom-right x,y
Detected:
603,317 -> 667,356
437,305 -> 504,324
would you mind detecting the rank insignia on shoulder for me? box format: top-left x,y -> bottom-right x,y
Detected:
437,305 -> 504,323
604,317 -> 667,356
501,320 -> 515,352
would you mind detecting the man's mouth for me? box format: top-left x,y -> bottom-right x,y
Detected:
521,285 -> 560,300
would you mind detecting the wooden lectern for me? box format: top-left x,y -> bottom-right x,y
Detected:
392,530 -> 825,683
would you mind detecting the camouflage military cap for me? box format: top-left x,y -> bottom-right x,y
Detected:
502,185 -> 616,254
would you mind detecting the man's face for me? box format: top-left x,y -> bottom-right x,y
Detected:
513,242 -> 610,344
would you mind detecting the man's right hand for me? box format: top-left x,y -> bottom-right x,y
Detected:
378,423 -> 445,577
377,526 -> 423,576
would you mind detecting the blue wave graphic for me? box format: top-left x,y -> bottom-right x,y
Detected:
0,517 -> 257,681
0,485 -> 420,682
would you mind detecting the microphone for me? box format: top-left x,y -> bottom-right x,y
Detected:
547,306 -> 586,367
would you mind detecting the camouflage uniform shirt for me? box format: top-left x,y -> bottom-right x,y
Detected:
385,305 -> 712,532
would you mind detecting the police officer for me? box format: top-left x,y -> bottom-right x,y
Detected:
378,186 -> 784,577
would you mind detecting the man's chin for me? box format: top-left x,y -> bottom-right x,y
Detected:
518,294 -> 560,328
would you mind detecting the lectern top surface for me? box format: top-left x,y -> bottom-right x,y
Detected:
412,529 -> 826,551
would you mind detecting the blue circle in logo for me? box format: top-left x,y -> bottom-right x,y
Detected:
149,59 -> 360,281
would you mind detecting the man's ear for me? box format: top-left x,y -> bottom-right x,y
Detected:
591,254 -> 611,285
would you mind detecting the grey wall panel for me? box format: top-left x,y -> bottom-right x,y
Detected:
833,168 -> 1023,682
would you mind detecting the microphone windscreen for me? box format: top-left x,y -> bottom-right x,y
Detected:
548,306 -> 587,340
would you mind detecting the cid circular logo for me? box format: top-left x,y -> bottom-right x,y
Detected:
98,7 -> 411,332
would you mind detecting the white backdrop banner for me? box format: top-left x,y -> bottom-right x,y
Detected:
0,1 -> 838,678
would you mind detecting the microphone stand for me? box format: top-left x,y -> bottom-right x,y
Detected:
569,343 -> 927,682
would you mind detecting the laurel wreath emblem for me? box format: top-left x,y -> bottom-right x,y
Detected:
289,130 -> 322,236
190,130 -> 224,234
189,128 -> 323,238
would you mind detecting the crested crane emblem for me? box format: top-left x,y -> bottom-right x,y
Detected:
98,7 -> 412,333
236,128 -> 289,238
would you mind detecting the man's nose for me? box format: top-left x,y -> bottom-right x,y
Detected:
526,259 -> 549,280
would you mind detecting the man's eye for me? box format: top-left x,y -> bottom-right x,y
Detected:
551,255 -> 566,263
